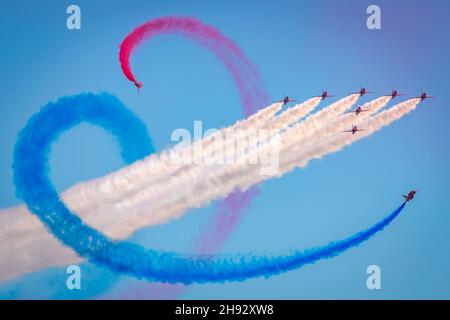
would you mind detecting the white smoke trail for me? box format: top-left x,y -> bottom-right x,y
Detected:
238,98 -> 421,191
279,96 -> 392,153
265,97 -> 322,130
92,95 -> 356,220
0,95 -> 357,253
68,95 -> 361,234
0,96 -> 420,283
51,102 -> 284,217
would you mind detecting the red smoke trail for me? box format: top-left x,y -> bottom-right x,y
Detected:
113,17 -> 269,299
119,16 -> 268,116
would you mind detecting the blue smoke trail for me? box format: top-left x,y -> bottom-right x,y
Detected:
13,93 -> 407,284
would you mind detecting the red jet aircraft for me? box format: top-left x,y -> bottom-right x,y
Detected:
386,89 -> 405,99
316,90 -> 334,100
343,125 -> 367,135
355,87 -> 372,97
346,105 -> 370,116
278,96 -> 296,105
403,191 -> 417,202
416,92 -> 433,101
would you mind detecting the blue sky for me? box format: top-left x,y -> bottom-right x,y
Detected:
0,0 -> 449,299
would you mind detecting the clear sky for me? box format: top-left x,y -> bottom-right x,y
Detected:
0,0 -> 449,299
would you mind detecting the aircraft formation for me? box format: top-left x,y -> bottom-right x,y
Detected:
272,88 -> 432,136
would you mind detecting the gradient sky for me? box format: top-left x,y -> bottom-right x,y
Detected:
0,0 -> 449,299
